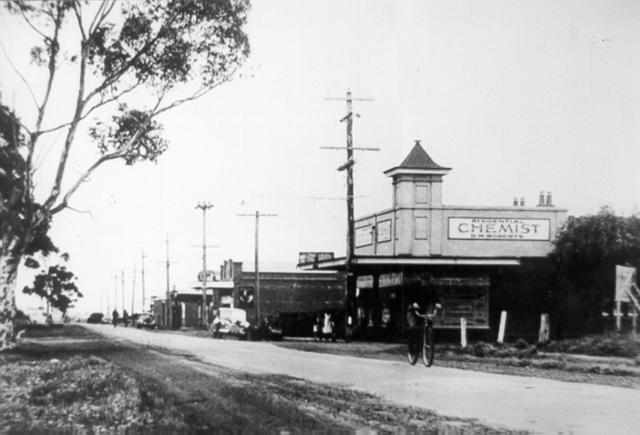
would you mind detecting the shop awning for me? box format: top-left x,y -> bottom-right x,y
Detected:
299,256 -> 521,271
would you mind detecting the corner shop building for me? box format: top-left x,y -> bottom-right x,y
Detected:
302,142 -> 568,338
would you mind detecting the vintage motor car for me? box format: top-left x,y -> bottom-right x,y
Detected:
212,308 -> 250,339
135,312 -> 157,329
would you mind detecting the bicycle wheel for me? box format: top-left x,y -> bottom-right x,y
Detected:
422,326 -> 435,367
407,336 -> 419,365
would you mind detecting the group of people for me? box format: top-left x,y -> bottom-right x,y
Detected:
313,311 -> 336,342
111,309 -> 130,327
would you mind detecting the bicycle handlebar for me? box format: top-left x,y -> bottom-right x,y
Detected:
414,303 -> 442,319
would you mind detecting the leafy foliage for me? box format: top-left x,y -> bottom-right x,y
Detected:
0,105 -> 56,258
86,0 -> 250,89
23,254 -> 82,314
550,207 -> 640,336
89,104 -> 168,164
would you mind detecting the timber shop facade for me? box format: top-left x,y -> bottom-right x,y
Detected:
300,141 -> 568,339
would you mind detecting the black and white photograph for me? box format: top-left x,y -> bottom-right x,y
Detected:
1,0 -> 639,433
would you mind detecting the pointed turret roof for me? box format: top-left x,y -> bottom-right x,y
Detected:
384,141 -> 451,176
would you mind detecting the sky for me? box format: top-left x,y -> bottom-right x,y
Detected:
1,0 -> 639,317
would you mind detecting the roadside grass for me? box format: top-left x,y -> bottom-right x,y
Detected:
543,333 -> 640,359
0,327 -> 187,433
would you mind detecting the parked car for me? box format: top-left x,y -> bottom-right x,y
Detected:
135,312 -> 157,329
213,308 -> 250,339
87,312 -> 104,324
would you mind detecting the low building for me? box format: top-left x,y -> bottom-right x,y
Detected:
220,260 -> 345,336
301,141 -> 568,340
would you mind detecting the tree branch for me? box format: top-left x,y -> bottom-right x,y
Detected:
50,93 -> 166,216
44,32 -> 89,211
38,81 -> 141,136
84,9 -> 180,105
18,5 -> 49,42
49,151 -> 121,215
87,0 -> 117,36
71,1 -> 87,41
0,42 -> 39,110
28,2 -> 65,207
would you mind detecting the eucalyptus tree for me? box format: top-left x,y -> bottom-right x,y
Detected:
0,0 -> 250,349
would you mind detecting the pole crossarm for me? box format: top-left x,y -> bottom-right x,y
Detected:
325,96 -> 375,102
321,146 -> 380,151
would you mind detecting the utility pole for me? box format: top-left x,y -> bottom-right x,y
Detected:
112,274 -> 118,316
121,269 -> 125,313
238,210 -> 277,324
131,263 -> 136,314
141,250 -> 146,313
324,89 -> 377,337
195,201 -> 214,327
165,234 -> 172,329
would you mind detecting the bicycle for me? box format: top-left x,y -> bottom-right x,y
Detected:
407,303 -> 441,367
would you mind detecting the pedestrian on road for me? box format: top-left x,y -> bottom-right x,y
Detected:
112,309 -> 119,327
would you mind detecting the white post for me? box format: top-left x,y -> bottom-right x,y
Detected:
616,301 -> 622,332
497,310 -> 507,343
538,313 -> 550,344
460,318 -> 467,348
632,309 -> 637,336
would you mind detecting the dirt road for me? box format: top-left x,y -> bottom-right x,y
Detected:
85,324 -> 640,434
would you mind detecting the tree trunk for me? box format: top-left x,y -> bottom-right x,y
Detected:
0,250 -> 21,351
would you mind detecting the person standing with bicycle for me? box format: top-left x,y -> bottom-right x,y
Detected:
406,277 -> 443,366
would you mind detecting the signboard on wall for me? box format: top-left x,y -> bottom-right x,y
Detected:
357,272 -> 403,289
448,217 -> 550,241
355,225 -> 372,247
298,252 -> 334,266
436,286 -> 489,329
377,220 -> 392,243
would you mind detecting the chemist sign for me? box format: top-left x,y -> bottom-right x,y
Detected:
448,218 -> 550,241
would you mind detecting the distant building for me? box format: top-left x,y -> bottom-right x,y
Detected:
220,260 -> 345,336
301,141 -> 568,339
154,260 -> 344,335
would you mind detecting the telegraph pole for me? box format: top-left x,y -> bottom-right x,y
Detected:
238,210 -> 277,324
121,269 -> 125,313
165,234 -> 172,329
112,274 -> 118,316
195,201 -> 214,327
141,250 -> 146,312
131,263 -> 136,314
324,89 -> 377,337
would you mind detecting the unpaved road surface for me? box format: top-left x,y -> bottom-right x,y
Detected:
86,324 -> 640,434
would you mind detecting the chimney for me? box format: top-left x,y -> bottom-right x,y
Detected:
513,197 -> 519,207
538,191 -> 545,207
545,191 -> 553,207
519,197 -> 525,207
